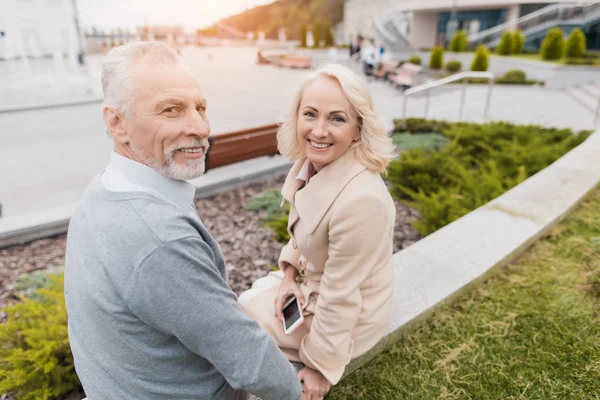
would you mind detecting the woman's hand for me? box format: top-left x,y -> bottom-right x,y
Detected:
298,367 -> 331,400
274,264 -> 305,322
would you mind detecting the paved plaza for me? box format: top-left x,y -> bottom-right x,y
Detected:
0,46 -> 597,219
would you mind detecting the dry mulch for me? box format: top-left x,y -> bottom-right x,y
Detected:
0,175 -> 422,309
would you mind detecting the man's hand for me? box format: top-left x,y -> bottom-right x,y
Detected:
274,264 -> 305,322
298,367 -> 331,400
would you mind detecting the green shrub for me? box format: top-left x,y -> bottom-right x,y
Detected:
264,214 -> 290,243
512,30 -> 525,54
449,30 -> 468,52
496,31 -> 513,55
408,55 -> 422,65
501,69 -> 527,83
541,28 -> 565,60
471,45 -> 490,71
0,274 -> 81,400
246,189 -> 284,220
445,59 -> 462,73
429,46 -> 444,69
387,120 -> 591,235
565,28 -> 587,58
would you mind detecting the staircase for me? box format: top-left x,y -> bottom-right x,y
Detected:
565,81 -> 600,118
374,14 -> 412,53
469,1 -> 600,48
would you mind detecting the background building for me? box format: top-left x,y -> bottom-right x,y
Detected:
343,0 -> 599,52
0,0 -> 81,60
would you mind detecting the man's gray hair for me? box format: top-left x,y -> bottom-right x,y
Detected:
101,41 -> 180,116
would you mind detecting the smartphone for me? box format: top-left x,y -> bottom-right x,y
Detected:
283,296 -> 304,335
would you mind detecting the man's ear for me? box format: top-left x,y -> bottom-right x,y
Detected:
103,106 -> 129,144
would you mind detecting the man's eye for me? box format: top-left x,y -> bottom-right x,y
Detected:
164,107 -> 177,114
197,105 -> 206,113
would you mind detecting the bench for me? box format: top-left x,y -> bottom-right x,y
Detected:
278,55 -> 312,69
205,123 -> 280,171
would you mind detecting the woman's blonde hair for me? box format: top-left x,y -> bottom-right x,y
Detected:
277,64 -> 395,173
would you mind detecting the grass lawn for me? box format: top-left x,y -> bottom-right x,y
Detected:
328,186 -> 600,399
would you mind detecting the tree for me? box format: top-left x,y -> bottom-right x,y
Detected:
313,21 -> 323,48
471,44 -> 490,71
565,28 -> 586,58
541,28 -> 564,60
512,30 -> 525,54
449,30 -> 468,52
324,20 -> 334,47
300,24 -> 307,47
496,31 -> 513,55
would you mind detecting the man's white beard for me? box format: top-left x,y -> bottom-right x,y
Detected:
131,139 -> 209,181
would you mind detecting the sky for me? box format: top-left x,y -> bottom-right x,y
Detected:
77,0 -> 275,33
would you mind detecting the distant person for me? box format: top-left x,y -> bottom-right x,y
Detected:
64,41 -> 302,400
239,64 -> 396,400
360,39 -> 379,76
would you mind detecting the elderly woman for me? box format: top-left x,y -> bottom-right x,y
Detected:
239,64 -> 396,399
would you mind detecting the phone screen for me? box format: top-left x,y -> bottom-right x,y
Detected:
283,297 -> 302,330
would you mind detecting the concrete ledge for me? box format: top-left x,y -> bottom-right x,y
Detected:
0,96 -> 103,114
344,129 -> 600,378
0,155 -> 292,249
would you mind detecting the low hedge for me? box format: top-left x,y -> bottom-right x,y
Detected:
388,118 -> 591,235
445,60 -> 462,73
407,55 -> 422,65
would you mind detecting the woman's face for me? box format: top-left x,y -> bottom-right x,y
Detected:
296,76 -> 360,172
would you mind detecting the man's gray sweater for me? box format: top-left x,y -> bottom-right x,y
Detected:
65,175 -> 302,399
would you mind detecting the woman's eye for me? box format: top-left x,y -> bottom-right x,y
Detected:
304,111 -> 315,117
333,116 -> 345,123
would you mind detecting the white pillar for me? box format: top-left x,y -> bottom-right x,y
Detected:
506,5 -> 520,30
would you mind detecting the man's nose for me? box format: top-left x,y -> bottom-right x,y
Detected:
185,108 -> 210,139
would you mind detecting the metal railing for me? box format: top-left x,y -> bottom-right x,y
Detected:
402,72 -> 495,121
469,1 -> 600,45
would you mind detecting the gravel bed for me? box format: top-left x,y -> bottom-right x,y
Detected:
0,176 -> 422,309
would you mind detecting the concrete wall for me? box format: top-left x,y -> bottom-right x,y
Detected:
410,12 -> 439,49
343,0 -> 579,46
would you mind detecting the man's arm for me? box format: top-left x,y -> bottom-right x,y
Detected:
125,236 -> 302,400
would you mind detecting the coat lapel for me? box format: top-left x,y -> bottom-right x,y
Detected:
293,152 -> 366,234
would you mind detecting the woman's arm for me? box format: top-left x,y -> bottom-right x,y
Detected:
278,238 -> 302,274
298,194 -> 392,385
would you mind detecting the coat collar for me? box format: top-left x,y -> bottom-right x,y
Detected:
281,151 -> 367,234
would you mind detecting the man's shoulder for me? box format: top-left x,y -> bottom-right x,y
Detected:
73,181 -> 201,246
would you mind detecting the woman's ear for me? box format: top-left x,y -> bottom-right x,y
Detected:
103,106 -> 129,144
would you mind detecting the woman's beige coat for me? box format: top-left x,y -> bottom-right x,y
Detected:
244,152 -> 396,384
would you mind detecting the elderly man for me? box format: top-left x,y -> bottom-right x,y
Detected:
64,41 -> 302,400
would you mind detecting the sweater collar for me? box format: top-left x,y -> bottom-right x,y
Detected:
107,151 -> 196,210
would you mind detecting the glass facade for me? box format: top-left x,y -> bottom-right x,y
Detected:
438,9 -> 506,43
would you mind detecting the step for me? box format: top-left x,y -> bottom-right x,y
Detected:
578,82 -> 600,100
565,86 -> 598,113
